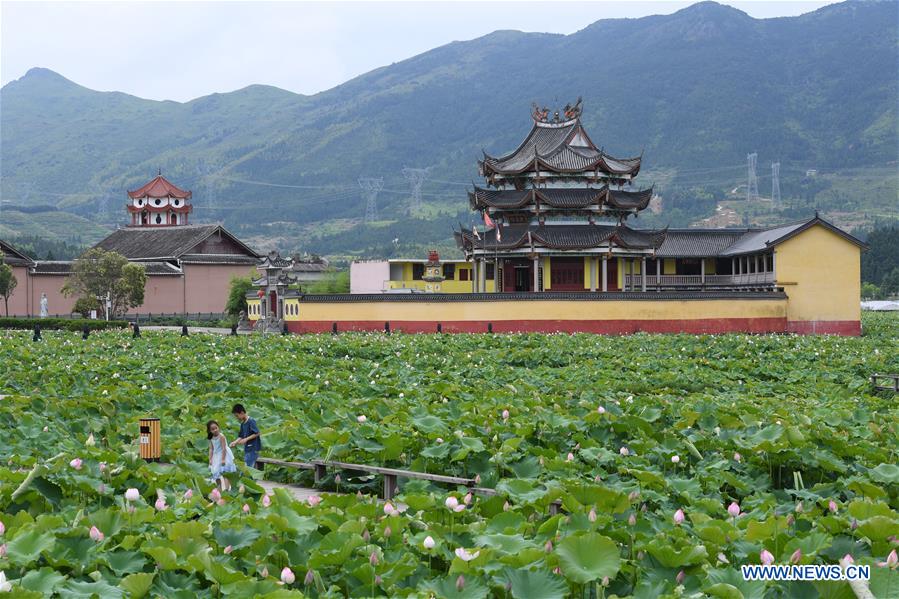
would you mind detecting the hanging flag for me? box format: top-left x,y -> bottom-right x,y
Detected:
496,222 -> 502,242
483,211 -> 495,229
472,225 -> 481,240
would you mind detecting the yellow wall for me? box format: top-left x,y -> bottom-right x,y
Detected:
247,298 -> 261,320
705,258 -> 716,275
293,297 -> 786,323
617,257 -> 644,288
543,257 -> 551,290
774,224 -> 861,323
664,259 -> 676,275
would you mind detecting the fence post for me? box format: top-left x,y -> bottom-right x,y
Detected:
383,474 -> 398,500
314,463 -> 327,484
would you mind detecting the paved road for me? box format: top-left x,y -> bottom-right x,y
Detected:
257,480 -> 327,502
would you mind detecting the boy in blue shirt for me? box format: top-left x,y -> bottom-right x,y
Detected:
230,403 -> 262,469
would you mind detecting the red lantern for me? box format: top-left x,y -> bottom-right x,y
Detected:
257,290 -> 265,298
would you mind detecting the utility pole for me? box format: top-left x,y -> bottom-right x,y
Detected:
402,167 -> 430,212
771,162 -> 781,203
746,153 -> 759,201
359,177 -> 384,223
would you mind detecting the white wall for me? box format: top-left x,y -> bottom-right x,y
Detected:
350,261 -> 390,294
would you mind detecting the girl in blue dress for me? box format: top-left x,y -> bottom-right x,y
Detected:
207,420 -> 237,490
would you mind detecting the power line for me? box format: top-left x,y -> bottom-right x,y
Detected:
402,167 -> 431,212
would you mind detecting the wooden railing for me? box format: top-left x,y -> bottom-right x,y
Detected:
257,456 -> 562,513
870,373 -> 899,392
623,272 -> 775,288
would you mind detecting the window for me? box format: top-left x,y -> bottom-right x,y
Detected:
443,263 -> 456,279
459,268 -> 471,281
412,264 -> 424,280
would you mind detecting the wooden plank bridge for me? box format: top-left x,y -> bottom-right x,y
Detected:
870,373 -> 899,392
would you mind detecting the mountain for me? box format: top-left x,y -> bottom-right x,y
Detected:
1,1 -> 896,256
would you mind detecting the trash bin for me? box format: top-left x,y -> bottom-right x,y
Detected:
139,417 -> 161,462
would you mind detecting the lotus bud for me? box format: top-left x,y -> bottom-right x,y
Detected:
503,501 -> 511,511
671,455 -> 680,464
99,462 -> 106,473
597,406 -> 605,414
474,474 -> 481,484
154,498 -> 167,511
464,492 -> 472,505
384,502 -> 395,515
217,498 -> 225,506
628,513 -> 637,526
304,569 -> 315,585
637,551 -> 645,560
602,576 -> 610,587
445,496 -> 459,510
676,570 -> 686,584
628,491 -> 640,502
502,410 -> 510,421
795,501 -> 803,513
879,549 -> 898,569
280,567 -> 295,584
262,494 -> 271,507
842,554 -> 854,565
307,495 -> 321,507
89,526 -> 103,542
717,552 -> 729,564
619,446 -> 629,456
243,504 -> 250,514
553,567 -> 562,575
454,503 -> 465,513
223,545 -> 233,554
727,502 -> 740,517
790,548 -> 802,564
334,474 -> 341,484
0,521 -> 4,535
357,415 -> 367,423
70,458 -> 83,470
98,483 -> 106,494
539,456 -> 545,466
375,575 -> 382,586
588,508 -> 597,522
673,509 -> 685,525
641,503 -> 648,512
209,488 -> 221,502
567,452 -> 575,462
545,540 -> 553,553
733,452 -> 742,462
760,549 -> 775,565
786,514 -> 795,526
828,500 -> 838,513
183,488 -> 193,500
238,484 -> 245,494
423,535 -> 436,549
124,488 -> 140,502
384,526 -> 392,538
261,567 -> 269,578
369,551 -> 379,566
594,474 -> 602,483
456,575 -> 465,591
851,518 -> 858,530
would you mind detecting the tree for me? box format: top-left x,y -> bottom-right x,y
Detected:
225,276 -> 255,318
880,267 -> 899,298
61,248 -> 147,318
0,252 -> 19,316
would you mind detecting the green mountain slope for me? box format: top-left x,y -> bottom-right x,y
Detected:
1,1 -> 896,255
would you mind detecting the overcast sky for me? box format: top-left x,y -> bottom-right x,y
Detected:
2,1 -> 833,102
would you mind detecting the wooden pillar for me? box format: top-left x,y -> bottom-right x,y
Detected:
478,259 -> 487,293
601,256 -> 608,293
641,257 -> 647,292
629,258 -> 635,292
589,257 -> 597,292
701,259 -> 706,286
532,257 -> 540,292
656,258 -> 661,290
495,259 -> 501,293
731,257 -> 735,279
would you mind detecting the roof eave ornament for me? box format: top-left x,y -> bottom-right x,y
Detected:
531,102 -> 550,123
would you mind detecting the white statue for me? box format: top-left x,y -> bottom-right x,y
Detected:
39,293 -> 49,318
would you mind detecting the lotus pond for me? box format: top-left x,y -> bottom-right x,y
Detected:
0,313 -> 897,598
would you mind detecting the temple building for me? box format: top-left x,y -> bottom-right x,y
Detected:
1,173 -> 259,316
455,98 -> 667,292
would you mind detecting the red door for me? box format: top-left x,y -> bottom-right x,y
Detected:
269,291 -> 277,318
606,259 -> 619,291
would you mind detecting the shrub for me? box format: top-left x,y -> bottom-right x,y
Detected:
0,317 -> 128,331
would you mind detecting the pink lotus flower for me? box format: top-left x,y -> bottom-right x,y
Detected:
828,500 -> 838,513
456,575 -> 465,591
384,502 -> 396,515
502,409 -> 510,421
423,535 -> 436,549
242,504 -> 250,514
89,526 -> 104,542
223,545 -> 233,554
619,447 -> 629,456
453,503 -> 465,513
545,540 -> 553,553
445,496 -> 459,510
727,502 -> 741,517
369,551 -> 379,566
124,488 -> 140,502
733,452 -> 742,462
878,549 -> 898,569
281,567 -> 295,584
304,569 -> 315,585
671,455 -> 680,464
760,549 -> 775,565
209,488 -> 222,502
676,570 -> 686,584
183,489 -> 193,500
597,406 -> 605,414
69,458 -> 83,470
454,547 -> 480,562
307,495 -> 321,507
0,521 -> 4,535
790,548 -> 802,564
717,552 -> 729,564
842,554 -> 854,565
154,498 -> 167,511
588,508 -> 597,522
553,567 -> 562,575
356,415 -> 367,423
673,509 -> 685,525
262,494 -> 271,507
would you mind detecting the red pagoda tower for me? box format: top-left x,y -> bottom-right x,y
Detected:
126,172 -> 193,227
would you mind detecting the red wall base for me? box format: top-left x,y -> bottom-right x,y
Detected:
288,317 -> 800,335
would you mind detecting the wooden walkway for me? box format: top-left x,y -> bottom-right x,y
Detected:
257,480 -> 326,502
871,373 -> 899,392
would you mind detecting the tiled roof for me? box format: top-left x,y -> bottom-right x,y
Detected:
457,223 -> 666,252
30,261 -> 183,276
657,230 -> 748,257
0,239 -> 33,266
180,253 -> 260,265
128,175 -> 192,199
469,186 -> 653,211
94,224 -> 259,261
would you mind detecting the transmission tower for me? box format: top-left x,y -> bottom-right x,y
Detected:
746,153 -> 759,201
771,162 -> 781,203
196,159 -> 221,216
402,167 -> 431,212
359,177 -> 384,223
